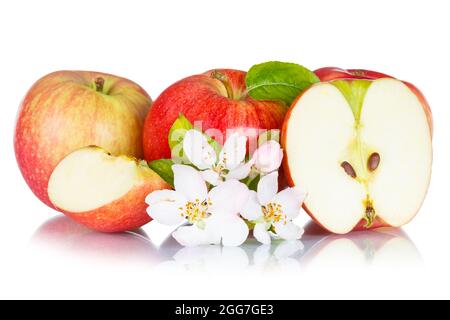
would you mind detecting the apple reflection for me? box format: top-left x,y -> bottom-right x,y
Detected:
32,217 -> 422,272
298,221 -> 423,270
31,215 -> 171,268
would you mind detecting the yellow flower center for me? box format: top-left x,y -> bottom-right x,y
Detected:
262,202 -> 286,224
180,199 -> 211,223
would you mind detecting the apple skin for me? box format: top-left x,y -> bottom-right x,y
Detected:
57,173 -> 170,233
282,67 -> 433,233
314,67 -> 393,81
143,69 -> 287,161
14,71 -> 152,208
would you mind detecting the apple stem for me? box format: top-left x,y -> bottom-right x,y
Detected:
211,70 -> 235,99
94,77 -> 105,93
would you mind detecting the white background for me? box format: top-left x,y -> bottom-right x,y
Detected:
0,0 -> 449,299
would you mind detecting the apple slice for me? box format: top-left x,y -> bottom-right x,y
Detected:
48,146 -> 170,232
282,78 -> 432,234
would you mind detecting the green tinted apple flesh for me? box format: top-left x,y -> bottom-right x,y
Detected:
332,80 -> 376,227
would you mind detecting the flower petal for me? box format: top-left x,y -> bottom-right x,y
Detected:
270,187 -> 306,220
145,189 -> 186,206
252,140 -> 283,173
257,171 -> 278,205
273,221 -> 304,241
240,190 -> 263,221
146,201 -> 185,226
226,161 -> 253,180
172,165 -> 208,201
201,169 -> 221,186
208,179 -> 249,215
254,222 -> 271,245
183,129 -> 217,170
219,132 -> 247,170
207,215 -> 249,246
172,225 -> 212,247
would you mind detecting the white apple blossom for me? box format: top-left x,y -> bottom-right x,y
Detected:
145,164 -> 250,247
182,129 -> 252,185
251,140 -> 283,174
241,171 -> 306,244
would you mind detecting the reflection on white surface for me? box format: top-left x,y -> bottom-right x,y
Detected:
299,222 -> 424,271
31,216 -> 172,269
156,240 -> 305,274
31,216 -> 423,273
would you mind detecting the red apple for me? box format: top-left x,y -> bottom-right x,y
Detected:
14,71 -> 152,208
282,68 -> 433,234
142,69 -> 287,161
47,146 -> 171,232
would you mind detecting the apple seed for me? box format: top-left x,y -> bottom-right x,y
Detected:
341,161 -> 356,178
368,152 -> 380,171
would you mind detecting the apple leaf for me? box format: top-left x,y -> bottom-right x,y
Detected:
148,159 -> 175,187
246,174 -> 261,192
245,61 -> 319,105
168,114 -> 194,150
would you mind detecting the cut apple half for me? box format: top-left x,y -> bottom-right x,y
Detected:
282,78 -> 432,234
48,146 -> 170,232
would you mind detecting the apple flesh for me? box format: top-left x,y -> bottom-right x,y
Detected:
14,71 -> 151,208
48,146 -> 170,232
143,69 -> 287,161
315,67 -> 433,134
282,76 -> 432,234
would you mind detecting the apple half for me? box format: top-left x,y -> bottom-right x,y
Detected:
282,78 -> 432,234
48,146 -> 170,232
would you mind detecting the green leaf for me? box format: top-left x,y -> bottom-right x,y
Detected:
245,61 -> 320,105
168,114 -> 193,150
148,159 -> 175,187
247,174 -> 261,192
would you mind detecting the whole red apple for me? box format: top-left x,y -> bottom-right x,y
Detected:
142,69 -> 287,161
14,71 -> 152,208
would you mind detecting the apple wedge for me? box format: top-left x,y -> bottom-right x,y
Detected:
282,78 -> 432,234
48,146 -> 170,232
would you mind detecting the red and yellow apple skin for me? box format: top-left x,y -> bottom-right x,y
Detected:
14,71 -> 152,208
143,69 -> 287,161
60,175 -> 170,233
281,67 -> 433,233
